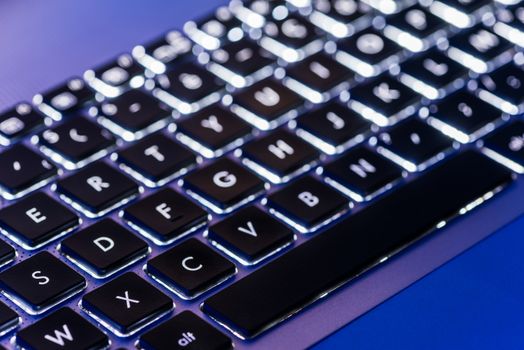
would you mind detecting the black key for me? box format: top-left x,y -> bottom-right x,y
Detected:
494,6 -> 524,47
154,62 -> 225,114
0,240 -> 14,268
147,238 -> 236,299
429,0 -> 491,28
232,78 -> 304,130
183,158 -> 265,214
209,40 -> 275,88
427,90 -> 502,143
85,53 -> 143,97
384,5 -> 447,52
60,219 -> 149,278
242,129 -> 319,183
208,206 -> 294,265
0,144 -> 56,199
266,175 -> 349,232
483,120 -> 524,173
0,252 -> 85,314
377,118 -> 455,172
81,272 -> 173,336
448,25 -> 512,73
133,30 -> 192,73
118,132 -> 196,187
285,52 -> 354,103
0,192 -> 79,249
123,188 -> 208,245
185,5 -> 243,50
39,116 -> 115,169
476,63 -> 524,115
16,308 -> 109,350
337,28 -> 401,77
35,77 -> 95,119
399,48 -> 466,99
177,104 -> 252,158
98,89 -> 172,140
349,74 -> 419,127
295,101 -> 371,154
56,161 -> 139,217
140,311 -> 232,350
230,0 -> 285,28
323,146 -> 403,201
261,14 -> 322,62
310,0 -> 371,38
0,300 -> 18,335
0,103 -> 45,144
203,151 -> 513,339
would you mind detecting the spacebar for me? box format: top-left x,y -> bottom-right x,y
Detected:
202,151 -> 513,339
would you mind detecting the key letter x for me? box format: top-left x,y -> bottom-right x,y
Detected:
115,290 -> 139,309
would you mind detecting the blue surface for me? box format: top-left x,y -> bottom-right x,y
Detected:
313,214 -> 524,350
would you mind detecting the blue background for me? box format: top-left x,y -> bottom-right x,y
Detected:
314,214 -> 524,350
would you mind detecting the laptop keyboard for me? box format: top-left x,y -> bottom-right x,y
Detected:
0,0 -> 522,348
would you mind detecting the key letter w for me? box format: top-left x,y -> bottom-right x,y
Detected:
44,324 -> 73,346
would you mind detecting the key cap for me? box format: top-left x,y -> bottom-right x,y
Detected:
183,158 -> 265,214
284,52 -> 354,103
184,6 -> 244,50
0,300 -> 18,335
0,103 -> 45,144
133,30 -> 192,74
98,89 -> 172,141
0,252 -> 86,314
154,62 -> 225,114
60,219 -> 149,278
203,151 -> 513,339
56,161 -> 139,218
376,118 -> 455,172
309,0 -> 371,39
81,272 -> 173,336
147,238 -> 236,299
123,188 -> 208,245
476,63 -> 524,115
209,40 -> 275,88
84,53 -> 144,97
140,311 -> 233,350
242,129 -> 319,183
177,104 -> 252,158
426,90 -> 503,143
483,120 -> 524,173
349,74 -> 419,127
266,175 -> 349,232
448,25 -> 512,74
261,14 -> 323,63
232,78 -> 304,130
384,5 -> 447,52
294,101 -> 372,154
208,205 -> 294,265
399,48 -> 466,99
336,28 -> 401,77
0,192 -> 79,250
34,77 -> 95,120
16,308 -> 109,350
39,116 -> 115,170
322,146 -> 403,201
0,144 -> 56,200
0,240 -> 14,269
429,0 -> 492,28
230,0 -> 285,29
118,132 -> 196,187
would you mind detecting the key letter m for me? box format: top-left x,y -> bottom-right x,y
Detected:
44,324 -> 73,346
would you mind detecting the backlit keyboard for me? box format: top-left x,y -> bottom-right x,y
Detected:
0,0 -> 523,348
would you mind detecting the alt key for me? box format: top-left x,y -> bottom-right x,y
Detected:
139,310 -> 232,350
